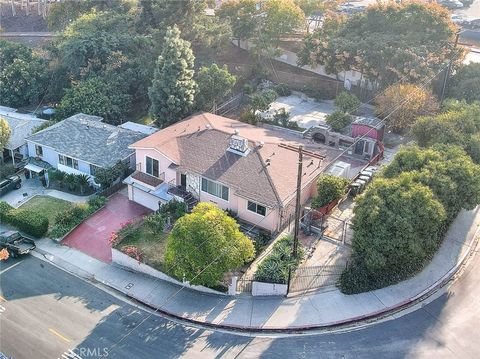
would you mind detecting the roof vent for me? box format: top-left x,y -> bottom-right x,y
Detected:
205,124 -> 211,129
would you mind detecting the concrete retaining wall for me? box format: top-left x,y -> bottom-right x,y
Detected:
111,248 -> 228,296
252,281 -> 288,296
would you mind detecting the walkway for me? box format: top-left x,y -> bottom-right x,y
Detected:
61,193 -> 151,263
2,176 -> 92,208
32,207 -> 480,330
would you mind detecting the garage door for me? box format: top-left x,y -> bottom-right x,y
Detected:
131,186 -> 160,211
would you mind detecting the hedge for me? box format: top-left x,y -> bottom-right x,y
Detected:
255,235 -> 304,284
50,196 -> 107,238
0,201 -> 48,238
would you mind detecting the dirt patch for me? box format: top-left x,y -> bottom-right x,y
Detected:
0,5 -> 48,32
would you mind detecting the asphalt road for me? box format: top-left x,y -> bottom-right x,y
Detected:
0,253 -> 479,359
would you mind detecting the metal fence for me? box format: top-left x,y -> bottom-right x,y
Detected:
236,276 -> 254,294
289,264 -> 346,293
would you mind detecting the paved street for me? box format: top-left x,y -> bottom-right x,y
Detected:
1,250 -> 479,358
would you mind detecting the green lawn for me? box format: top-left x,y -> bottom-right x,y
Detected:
115,227 -> 168,272
20,196 -> 73,231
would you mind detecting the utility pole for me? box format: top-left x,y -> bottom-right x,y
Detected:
292,145 -> 303,258
440,31 -> 460,105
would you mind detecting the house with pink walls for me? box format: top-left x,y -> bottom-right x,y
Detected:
124,113 -> 366,234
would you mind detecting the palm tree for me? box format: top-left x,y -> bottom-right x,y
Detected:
76,174 -> 90,195
64,173 -> 77,192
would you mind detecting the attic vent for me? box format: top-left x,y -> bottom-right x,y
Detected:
228,134 -> 249,156
107,130 -> 119,144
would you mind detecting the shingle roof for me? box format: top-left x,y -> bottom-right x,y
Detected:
0,109 -> 47,150
131,113 -> 344,208
27,113 -> 146,168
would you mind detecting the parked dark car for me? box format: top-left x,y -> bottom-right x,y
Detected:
0,231 -> 36,258
0,175 -> 21,196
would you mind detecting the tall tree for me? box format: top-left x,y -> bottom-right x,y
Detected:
0,118 -> 11,150
341,174 -> 447,294
448,63 -> 480,103
218,0 -> 304,52
298,2 -> 462,88
0,40 -> 46,108
56,11 -> 157,112
375,83 -> 439,133
195,64 -> 236,111
165,202 -> 255,287
411,100 -> 480,163
148,26 -> 197,127
56,77 -> 130,125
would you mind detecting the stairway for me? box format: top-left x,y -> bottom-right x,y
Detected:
184,192 -> 199,212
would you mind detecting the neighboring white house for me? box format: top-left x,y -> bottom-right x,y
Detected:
25,114 -> 149,181
0,106 -> 47,165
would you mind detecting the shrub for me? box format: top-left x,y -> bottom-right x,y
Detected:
325,111 -> 352,132
243,83 -> 255,94
240,110 -> 258,125
165,202 -> 255,287
158,200 -> 187,222
121,245 -> 143,263
253,231 -> 271,253
334,91 -> 360,113
0,201 -> 13,220
255,235 -> 303,284
0,163 -> 15,179
250,89 -> 278,112
6,208 -> 49,237
87,196 -> 107,211
340,175 -> 447,294
274,83 -> 292,97
144,212 -> 166,235
50,197 -> 106,238
64,173 -> 77,191
312,175 -> 349,209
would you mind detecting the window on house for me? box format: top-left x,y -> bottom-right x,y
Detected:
58,154 -> 78,170
201,178 -> 229,201
90,164 -> 100,176
35,145 -> 43,156
146,156 -> 159,177
247,201 -> 266,216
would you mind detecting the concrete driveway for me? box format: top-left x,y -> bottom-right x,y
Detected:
0,175 -> 44,207
62,192 -> 151,263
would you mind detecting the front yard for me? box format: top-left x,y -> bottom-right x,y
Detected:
19,195 -> 72,232
114,226 -> 168,273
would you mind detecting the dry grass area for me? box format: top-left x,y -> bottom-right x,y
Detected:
115,227 -> 168,272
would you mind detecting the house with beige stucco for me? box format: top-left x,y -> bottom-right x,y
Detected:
124,112 -> 370,234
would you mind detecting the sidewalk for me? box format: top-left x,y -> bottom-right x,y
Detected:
32,207 -> 480,331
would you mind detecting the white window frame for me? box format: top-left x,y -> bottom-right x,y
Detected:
58,154 -> 78,170
201,177 -> 229,201
35,144 -> 43,156
145,156 -> 160,177
247,200 -> 266,217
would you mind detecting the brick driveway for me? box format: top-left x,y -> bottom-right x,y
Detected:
62,192 -> 151,262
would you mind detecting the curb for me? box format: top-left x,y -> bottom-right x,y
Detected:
104,225 -> 480,333
32,224 -> 479,334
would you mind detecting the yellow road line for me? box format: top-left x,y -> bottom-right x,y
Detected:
48,328 -> 71,343
0,295 -> 6,302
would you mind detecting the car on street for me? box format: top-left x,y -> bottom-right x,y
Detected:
0,231 -> 36,258
0,175 -> 21,196
439,0 -> 464,9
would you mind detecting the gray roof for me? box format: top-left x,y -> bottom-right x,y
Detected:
118,121 -> 158,135
27,113 -> 146,168
176,130 -> 280,207
0,110 -> 47,150
353,116 -> 384,129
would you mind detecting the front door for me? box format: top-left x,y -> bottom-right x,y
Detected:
180,173 -> 187,189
